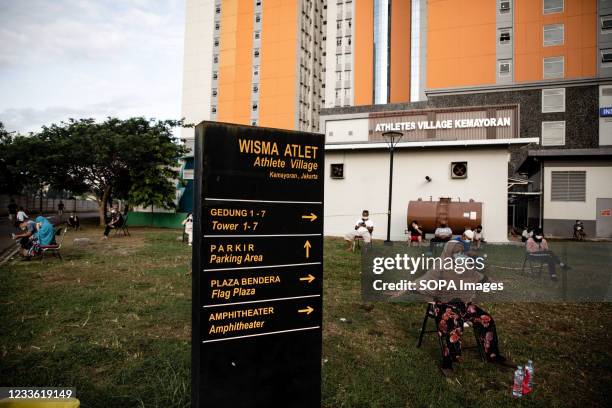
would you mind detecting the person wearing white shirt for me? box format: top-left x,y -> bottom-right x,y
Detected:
16,207 -> 28,223
344,210 -> 374,250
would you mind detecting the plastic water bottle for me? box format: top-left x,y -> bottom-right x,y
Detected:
512,365 -> 524,398
523,360 -> 534,395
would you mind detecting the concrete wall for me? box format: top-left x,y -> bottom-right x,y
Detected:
543,161 -> 612,236
324,147 -> 510,242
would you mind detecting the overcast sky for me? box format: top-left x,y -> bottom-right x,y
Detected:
0,0 -> 185,134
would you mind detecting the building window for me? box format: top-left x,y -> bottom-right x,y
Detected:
254,49 -> 260,58
256,0 -> 261,6
252,103 -> 258,111
543,56 -> 564,79
499,28 -> 511,44
253,85 -> 259,93
254,31 -> 260,39
541,121 -> 565,146
543,0 -> 563,14
215,6 -> 220,14
499,0 -> 511,14
212,88 -> 217,97
498,59 -> 512,77
215,22 -> 220,30
542,88 -> 565,113
214,38 -> 219,47
251,120 -> 257,126
213,55 -> 219,63
543,24 -> 564,47
253,66 -> 259,76
212,71 -> 218,80
602,15 -> 612,32
602,48 -> 612,65
211,105 -> 217,113
551,171 -> 586,202
330,163 -> 344,179
255,14 -> 261,23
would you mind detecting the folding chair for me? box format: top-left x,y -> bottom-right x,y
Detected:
521,253 -> 545,277
41,227 -> 68,262
113,214 -> 131,237
417,302 -> 486,365
352,234 -> 373,252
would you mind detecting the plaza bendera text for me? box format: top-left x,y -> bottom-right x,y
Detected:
374,117 -> 511,132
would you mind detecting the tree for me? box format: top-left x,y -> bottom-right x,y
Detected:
38,117 -> 188,225
0,123 -> 51,203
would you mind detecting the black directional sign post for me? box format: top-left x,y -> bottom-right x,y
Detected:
192,122 -> 324,408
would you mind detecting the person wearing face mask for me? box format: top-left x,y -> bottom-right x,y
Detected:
472,225 -> 485,249
525,228 -> 570,281
428,220 -> 453,254
344,210 -> 374,251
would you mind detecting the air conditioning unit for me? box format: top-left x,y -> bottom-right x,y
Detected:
451,162 -> 468,179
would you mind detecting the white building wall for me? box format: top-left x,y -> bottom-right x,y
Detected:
324,0 -> 338,108
544,163 -> 612,221
324,148 -> 510,242
325,118 -> 369,143
181,0 -> 215,141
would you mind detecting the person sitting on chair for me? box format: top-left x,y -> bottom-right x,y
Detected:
344,210 -> 374,251
408,220 -> 423,246
66,212 -> 80,230
525,228 -> 570,281
101,208 -> 124,240
415,233 -> 513,374
521,226 -> 532,243
472,225 -> 485,249
428,221 -> 453,254
12,218 -> 37,258
11,217 -> 54,259
573,220 -> 585,241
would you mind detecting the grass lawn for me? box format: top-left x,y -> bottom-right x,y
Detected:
1,226 -> 610,407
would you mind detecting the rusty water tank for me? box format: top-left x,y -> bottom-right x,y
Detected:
407,197 -> 482,234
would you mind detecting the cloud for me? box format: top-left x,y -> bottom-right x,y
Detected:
0,0 -> 186,134
0,0 -> 183,67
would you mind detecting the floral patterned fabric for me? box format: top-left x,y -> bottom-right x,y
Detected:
433,301 -> 500,368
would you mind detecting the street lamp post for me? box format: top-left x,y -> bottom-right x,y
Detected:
382,131 -> 403,246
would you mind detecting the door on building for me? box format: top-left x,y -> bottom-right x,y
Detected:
596,198 -> 612,238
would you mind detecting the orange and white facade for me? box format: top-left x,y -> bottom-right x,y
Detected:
181,0 -> 325,141
182,0 -> 607,134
